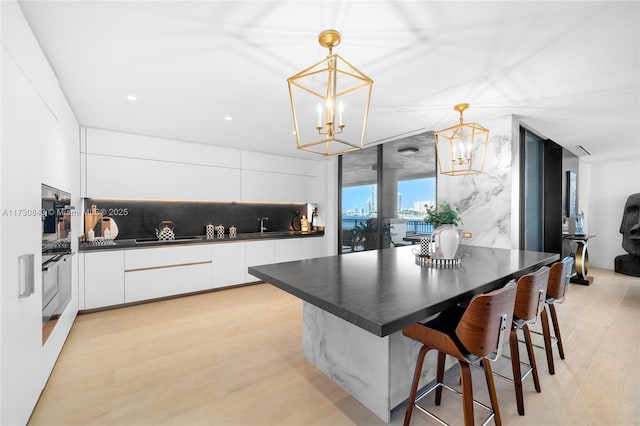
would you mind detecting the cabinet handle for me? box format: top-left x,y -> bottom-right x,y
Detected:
18,254 -> 35,298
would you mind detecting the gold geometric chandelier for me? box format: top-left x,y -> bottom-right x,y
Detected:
287,30 -> 373,156
434,103 -> 490,176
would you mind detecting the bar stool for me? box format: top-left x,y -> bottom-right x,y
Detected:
539,256 -> 574,374
402,281 -> 517,426
505,266 -> 550,416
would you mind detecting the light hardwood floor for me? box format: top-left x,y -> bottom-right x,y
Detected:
30,268 -> 640,426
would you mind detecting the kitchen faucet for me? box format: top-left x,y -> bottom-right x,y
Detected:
259,217 -> 269,233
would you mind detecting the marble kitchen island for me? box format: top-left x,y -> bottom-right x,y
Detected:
249,245 -> 558,422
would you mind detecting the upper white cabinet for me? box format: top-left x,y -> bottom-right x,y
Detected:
83,129 -> 242,201
82,128 -> 321,204
240,151 -> 318,203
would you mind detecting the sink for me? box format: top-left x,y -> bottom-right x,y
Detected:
135,236 -> 202,244
238,231 -> 294,239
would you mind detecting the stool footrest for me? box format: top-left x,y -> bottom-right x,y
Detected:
413,381 -> 495,426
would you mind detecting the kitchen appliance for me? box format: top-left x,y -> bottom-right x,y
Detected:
41,184 -> 74,343
156,220 -> 176,240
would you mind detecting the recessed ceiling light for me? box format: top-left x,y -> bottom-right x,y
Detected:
224,116 -> 232,121
127,95 -> 137,101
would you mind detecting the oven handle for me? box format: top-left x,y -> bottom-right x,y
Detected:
42,253 -> 71,271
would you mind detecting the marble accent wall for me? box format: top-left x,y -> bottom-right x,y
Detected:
438,115 -> 515,249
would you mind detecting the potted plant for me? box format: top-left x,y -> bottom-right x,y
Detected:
423,202 -> 463,259
423,201 -> 463,229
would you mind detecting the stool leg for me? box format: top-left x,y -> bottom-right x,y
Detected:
523,324 -> 542,393
435,351 -> 446,405
404,345 -> 430,426
541,306 -> 555,374
482,359 -> 502,426
459,361 -> 475,426
509,327 -> 525,415
549,304 -> 565,359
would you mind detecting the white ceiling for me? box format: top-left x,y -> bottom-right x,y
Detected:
19,1 -> 640,161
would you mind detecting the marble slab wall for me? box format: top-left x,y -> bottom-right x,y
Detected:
438,115 -> 515,249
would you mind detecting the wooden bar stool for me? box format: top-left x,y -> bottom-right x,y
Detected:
402,281 -> 517,426
501,266 -> 550,416
538,256 -> 574,374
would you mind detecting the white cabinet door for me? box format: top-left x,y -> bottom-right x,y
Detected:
84,251 -> 125,309
86,154 -> 241,201
124,245 -> 213,302
211,242 -> 246,288
275,239 -> 303,263
301,237 -> 329,260
245,240 -> 275,282
124,263 -> 212,303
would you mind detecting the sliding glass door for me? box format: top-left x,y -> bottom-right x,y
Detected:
340,132 -> 436,253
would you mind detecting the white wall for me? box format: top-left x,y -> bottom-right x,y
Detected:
581,157 -> 640,270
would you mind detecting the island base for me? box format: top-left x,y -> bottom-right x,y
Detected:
302,302 -> 453,423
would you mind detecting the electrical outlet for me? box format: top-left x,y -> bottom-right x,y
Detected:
462,231 -> 473,238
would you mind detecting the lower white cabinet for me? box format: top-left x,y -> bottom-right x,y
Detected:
124,245 -> 213,303
80,236 -> 327,309
301,236 -> 328,259
275,239 -> 302,263
211,242 -> 246,288
246,240 -> 275,282
84,251 -> 125,309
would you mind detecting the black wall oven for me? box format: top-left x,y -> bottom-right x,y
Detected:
41,184 -> 73,342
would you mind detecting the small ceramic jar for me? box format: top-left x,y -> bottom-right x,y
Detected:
229,225 -> 237,239
206,224 -> 216,240
216,224 -> 225,239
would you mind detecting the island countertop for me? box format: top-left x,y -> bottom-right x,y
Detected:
249,245 -> 559,337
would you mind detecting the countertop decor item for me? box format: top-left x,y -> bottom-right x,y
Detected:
287,29 -> 373,156
84,204 -> 102,239
229,225 -> 237,239
216,224 -> 225,239
434,103 -> 489,176
423,201 -> 462,229
206,224 -> 215,240
155,221 -> 175,241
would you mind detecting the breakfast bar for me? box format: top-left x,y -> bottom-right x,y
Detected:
249,245 -> 559,422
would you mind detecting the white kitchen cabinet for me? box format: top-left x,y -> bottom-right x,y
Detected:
85,154 -> 241,201
301,236 -> 328,260
245,240 -> 275,282
84,251 -> 125,309
211,242 -> 246,288
124,245 -> 213,303
241,169 -> 316,203
274,239 -> 303,263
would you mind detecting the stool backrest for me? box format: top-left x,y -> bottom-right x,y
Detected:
456,280 -> 517,359
547,256 -> 574,302
514,266 -> 550,322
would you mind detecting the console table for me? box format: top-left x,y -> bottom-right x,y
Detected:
563,234 -> 596,285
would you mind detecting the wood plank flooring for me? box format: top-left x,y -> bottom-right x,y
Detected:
29,268 -> 640,425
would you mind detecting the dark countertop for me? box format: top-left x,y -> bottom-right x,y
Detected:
249,245 -> 559,337
79,230 -> 324,252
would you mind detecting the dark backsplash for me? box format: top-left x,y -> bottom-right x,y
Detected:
84,199 -> 308,239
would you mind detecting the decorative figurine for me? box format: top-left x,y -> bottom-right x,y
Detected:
575,211 -> 585,235
615,193 -> 640,277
